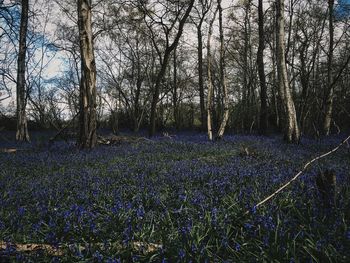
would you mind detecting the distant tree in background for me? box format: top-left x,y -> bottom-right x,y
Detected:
138,0 -> 195,137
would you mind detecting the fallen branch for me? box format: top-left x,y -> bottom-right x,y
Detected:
245,134 -> 350,215
0,241 -> 63,256
0,240 -> 162,257
97,135 -> 154,145
0,148 -> 18,153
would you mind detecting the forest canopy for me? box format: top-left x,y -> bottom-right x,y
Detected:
0,0 -> 350,145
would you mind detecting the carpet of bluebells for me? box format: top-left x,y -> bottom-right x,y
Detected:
0,132 -> 350,262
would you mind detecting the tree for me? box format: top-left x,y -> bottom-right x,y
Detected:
192,0 -> 212,131
216,0 -> 229,139
323,0 -> 334,135
276,0 -> 300,143
0,2 -> 17,104
140,0 -> 195,137
257,0 -> 267,134
77,0 -> 97,148
207,4 -> 218,141
16,0 -> 30,142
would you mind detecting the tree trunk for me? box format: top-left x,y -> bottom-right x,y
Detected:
16,0 -> 30,142
276,0 -> 300,143
257,0 -> 268,135
77,0 -> 97,148
323,0 -> 334,135
216,0 -> 229,139
173,47 -> 180,130
207,6 -> 218,141
197,21 -> 206,131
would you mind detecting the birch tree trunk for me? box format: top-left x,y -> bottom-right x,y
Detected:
323,0 -> 334,135
77,0 -> 97,148
216,0 -> 229,139
207,6 -> 218,141
276,0 -> 300,143
257,0 -> 268,135
16,0 -> 30,142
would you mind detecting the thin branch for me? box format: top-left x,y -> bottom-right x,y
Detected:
245,135 -> 350,215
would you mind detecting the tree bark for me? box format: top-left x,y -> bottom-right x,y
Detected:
216,0 -> 229,139
77,0 -> 97,148
257,0 -> 268,135
276,0 -> 300,143
323,0 -> 334,135
16,0 -> 30,142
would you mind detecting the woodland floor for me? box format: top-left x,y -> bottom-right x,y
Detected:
0,131 -> 349,262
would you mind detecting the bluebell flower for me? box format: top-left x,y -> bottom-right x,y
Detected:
93,250 -> 103,262
136,206 -> 145,219
244,223 -> 253,230
235,242 -> 241,251
18,207 -> 25,216
178,248 -> 185,259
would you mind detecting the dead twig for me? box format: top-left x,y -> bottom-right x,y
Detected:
245,134 -> 350,215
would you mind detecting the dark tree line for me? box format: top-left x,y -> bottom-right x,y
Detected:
1,0 -> 350,148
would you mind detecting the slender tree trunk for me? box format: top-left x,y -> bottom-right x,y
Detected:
207,6 -> 218,141
242,3 -> 250,131
197,21 -> 206,131
149,53 -> 169,136
257,0 -> 268,134
16,0 -> 30,142
298,43 -> 309,132
173,47 -> 179,130
216,0 -> 229,139
133,41 -> 142,132
270,3 -> 280,129
77,0 -> 97,148
276,0 -> 300,143
323,0 -> 334,135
